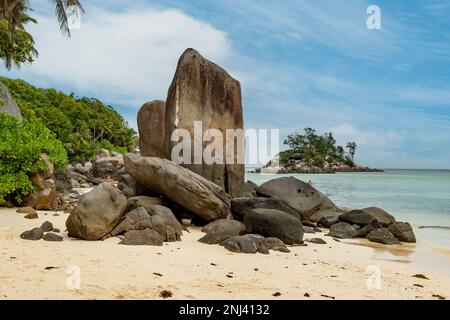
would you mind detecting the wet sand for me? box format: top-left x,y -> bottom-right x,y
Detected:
1,208 -> 449,300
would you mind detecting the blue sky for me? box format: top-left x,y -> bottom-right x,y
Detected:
1,0 -> 450,168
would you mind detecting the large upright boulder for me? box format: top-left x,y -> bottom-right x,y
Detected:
66,183 -> 128,240
164,48 -> 245,198
138,100 -> 167,158
256,177 -> 337,219
124,153 -> 231,222
0,82 -> 22,121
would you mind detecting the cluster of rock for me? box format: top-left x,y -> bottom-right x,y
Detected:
257,155 -> 382,174
16,48 -> 416,253
20,220 -> 62,242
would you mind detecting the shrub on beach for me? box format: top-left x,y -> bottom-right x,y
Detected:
0,113 -> 67,205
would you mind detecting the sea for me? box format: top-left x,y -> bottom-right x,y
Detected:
246,169 -> 450,249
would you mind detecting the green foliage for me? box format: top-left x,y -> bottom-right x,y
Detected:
0,77 -> 136,162
0,11 -> 38,69
281,128 -> 357,167
0,113 -> 68,205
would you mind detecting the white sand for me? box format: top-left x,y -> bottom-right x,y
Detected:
1,208 -> 449,300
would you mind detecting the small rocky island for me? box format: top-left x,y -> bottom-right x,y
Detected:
256,128 -> 383,174
7,49 -> 412,253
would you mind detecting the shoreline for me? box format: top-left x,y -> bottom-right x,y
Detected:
1,208 -> 449,300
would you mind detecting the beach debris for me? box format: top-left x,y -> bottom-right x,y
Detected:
153,272 -> 163,277
43,233 -> 63,242
304,293 -> 310,298
159,290 -> 173,299
199,219 -> 247,245
272,292 -> 282,297
44,266 -> 58,270
20,228 -> 44,240
432,294 -> 446,300
419,226 -> 450,230
321,294 -> 335,300
412,274 -> 429,280
413,284 -> 424,288
210,263 -> 217,266
40,221 -> 53,232
53,213 -> 60,216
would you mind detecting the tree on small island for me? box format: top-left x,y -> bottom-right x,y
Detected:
278,128 -> 357,168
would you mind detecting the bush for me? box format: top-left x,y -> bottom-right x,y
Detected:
0,113 -> 68,205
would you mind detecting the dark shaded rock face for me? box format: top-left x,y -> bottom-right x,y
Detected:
124,153 -> 231,222
147,205 -> 183,242
164,49 -> 245,198
43,233 -> 63,242
66,183 -> 128,240
361,207 -> 396,227
0,82 -> 22,120
231,197 -> 300,221
366,228 -> 400,245
20,228 -> 44,240
317,216 -> 340,228
244,208 -> 304,245
326,222 -> 357,239
126,196 -> 163,212
353,219 -> 382,238
40,221 -> 54,233
199,219 -> 247,244
339,210 -> 376,226
110,207 -> 152,236
388,222 -> 416,243
305,238 -> 327,245
117,174 -> 136,198
119,228 -> 164,246
138,100 -> 167,158
256,177 -> 337,219
221,234 -> 290,254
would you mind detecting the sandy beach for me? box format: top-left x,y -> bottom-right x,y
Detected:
1,208 -> 449,300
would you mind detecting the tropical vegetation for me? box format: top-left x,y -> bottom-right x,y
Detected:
279,128 -> 357,167
1,77 -> 136,162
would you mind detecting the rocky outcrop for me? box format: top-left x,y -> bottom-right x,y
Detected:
66,183 -> 128,240
138,100 -> 167,158
339,210 -> 377,226
25,179 -> 59,211
164,48 -> 245,198
256,177 -> 338,219
124,153 -> 231,222
199,219 -> 247,244
366,228 -> 400,245
221,234 -> 290,254
388,222 -> 416,243
110,207 -> 153,236
326,222 -> 357,239
0,82 -> 22,120
244,208 -> 304,245
231,197 -> 300,221
91,155 -> 124,180
119,229 -> 164,246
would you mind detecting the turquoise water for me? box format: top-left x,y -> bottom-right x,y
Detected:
246,170 -> 450,248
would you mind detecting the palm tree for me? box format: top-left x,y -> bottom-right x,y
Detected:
1,0 -> 84,69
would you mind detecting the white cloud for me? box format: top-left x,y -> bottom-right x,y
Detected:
10,6 -> 231,112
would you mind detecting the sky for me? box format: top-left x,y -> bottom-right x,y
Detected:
1,0 -> 450,169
